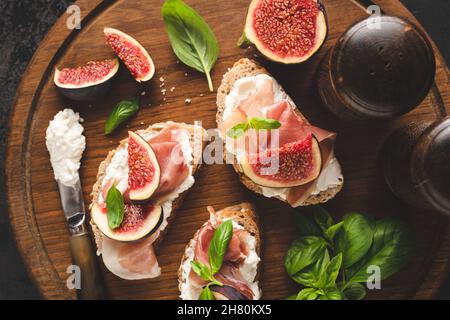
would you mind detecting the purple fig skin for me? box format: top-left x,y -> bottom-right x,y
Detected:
121,205 -> 164,242
54,59 -> 120,102
56,79 -> 116,102
209,285 -> 251,300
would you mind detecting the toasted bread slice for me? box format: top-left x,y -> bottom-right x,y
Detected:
178,203 -> 261,300
89,121 -> 206,253
216,58 -> 343,207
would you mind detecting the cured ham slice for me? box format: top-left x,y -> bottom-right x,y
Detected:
150,141 -> 188,198
215,263 -> 255,300
148,124 -> 190,199
101,231 -> 161,280
192,221 -> 248,267
263,101 -> 335,146
100,123 -> 190,201
98,123 -> 192,280
221,76 -> 275,133
188,219 -> 254,299
221,76 -> 337,206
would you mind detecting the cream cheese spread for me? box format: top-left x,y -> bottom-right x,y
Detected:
45,108 -> 86,187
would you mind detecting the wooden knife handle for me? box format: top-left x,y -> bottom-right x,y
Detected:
69,232 -> 107,300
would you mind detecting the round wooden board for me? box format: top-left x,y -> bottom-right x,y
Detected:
5,0 -> 450,300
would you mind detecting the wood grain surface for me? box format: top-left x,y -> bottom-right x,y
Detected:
5,0 -> 450,300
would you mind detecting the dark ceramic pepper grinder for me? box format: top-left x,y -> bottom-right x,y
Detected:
381,117 -> 450,215
316,15 -> 435,120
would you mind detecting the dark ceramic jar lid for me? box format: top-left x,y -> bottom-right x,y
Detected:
412,117 -> 450,215
331,16 -> 436,118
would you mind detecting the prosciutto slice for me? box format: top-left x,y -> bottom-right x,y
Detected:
215,264 -> 255,300
148,124 -> 190,200
221,76 -> 337,206
188,219 -> 254,299
99,123 -> 191,280
192,221 -> 248,268
150,141 -> 188,199
101,231 -> 161,280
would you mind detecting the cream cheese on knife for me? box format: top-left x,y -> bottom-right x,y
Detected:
45,108 -> 86,187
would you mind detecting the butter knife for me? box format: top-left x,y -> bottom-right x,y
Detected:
57,178 -> 107,300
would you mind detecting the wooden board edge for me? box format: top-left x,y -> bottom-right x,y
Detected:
413,217 -> 450,299
5,0 -> 115,300
378,0 -> 450,299
4,0 -> 450,300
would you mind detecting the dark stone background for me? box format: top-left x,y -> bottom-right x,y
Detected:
0,0 -> 449,300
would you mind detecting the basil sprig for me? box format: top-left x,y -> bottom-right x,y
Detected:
162,0 -> 219,92
190,220 -> 233,300
105,97 -> 139,135
226,117 -> 282,139
198,285 -> 215,300
208,219 -> 233,274
285,206 -> 414,300
105,184 -> 124,230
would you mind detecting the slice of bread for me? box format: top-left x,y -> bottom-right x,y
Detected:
216,58 -> 343,207
89,121 -> 206,253
178,202 -> 261,300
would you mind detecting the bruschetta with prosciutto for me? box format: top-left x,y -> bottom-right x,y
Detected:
216,59 -> 343,207
178,203 -> 261,300
89,121 -> 205,280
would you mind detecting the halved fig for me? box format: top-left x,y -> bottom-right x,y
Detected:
209,285 -> 250,300
238,0 -> 328,64
104,27 -> 155,82
54,58 -> 119,101
128,131 -> 161,202
91,203 -> 163,242
241,134 -> 322,187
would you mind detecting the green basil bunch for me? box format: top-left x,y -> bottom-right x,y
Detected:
285,206 -> 414,300
190,220 -> 234,300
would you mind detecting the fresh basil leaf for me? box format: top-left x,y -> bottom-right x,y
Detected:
208,220 -> 233,275
226,123 -> 248,139
199,285 -> 215,300
325,221 -> 344,242
318,288 -> 344,300
320,253 -> 343,288
342,282 -> 366,300
285,236 -> 327,276
248,117 -> 281,130
226,117 -> 281,140
291,269 -> 317,287
190,260 -> 212,281
346,218 -> 413,283
106,184 -> 124,229
335,213 -> 375,268
292,249 -> 330,287
104,97 -> 139,135
296,288 -> 322,300
293,252 -> 342,289
294,212 -> 323,237
162,0 -> 219,91
304,205 -> 334,233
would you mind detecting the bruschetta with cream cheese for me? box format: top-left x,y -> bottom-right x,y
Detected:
90,121 -> 205,280
178,203 -> 261,300
216,59 -> 343,207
